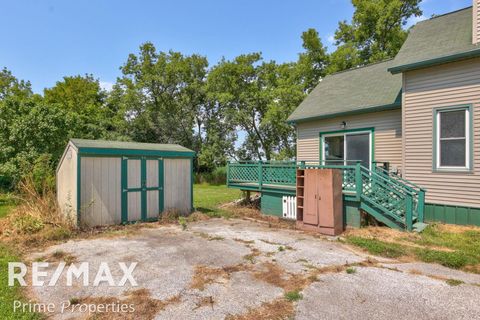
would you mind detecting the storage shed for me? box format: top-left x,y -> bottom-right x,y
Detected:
56,139 -> 195,227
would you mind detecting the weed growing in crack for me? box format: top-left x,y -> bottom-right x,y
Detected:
284,290 -> 303,302
346,267 -> 357,274
445,279 -> 464,286
178,217 -> 187,230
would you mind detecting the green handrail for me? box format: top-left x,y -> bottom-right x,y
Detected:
227,160 -> 425,227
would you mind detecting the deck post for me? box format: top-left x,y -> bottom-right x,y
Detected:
355,162 -> 362,201
258,160 -> 263,191
226,162 -> 230,187
418,190 -> 425,223
406,194 -> 414,231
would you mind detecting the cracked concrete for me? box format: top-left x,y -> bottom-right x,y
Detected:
28,219 -> 480,319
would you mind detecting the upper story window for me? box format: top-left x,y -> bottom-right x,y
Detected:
435,106 -> 471,171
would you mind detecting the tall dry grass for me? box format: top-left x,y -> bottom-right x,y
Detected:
0,176 -> 76,249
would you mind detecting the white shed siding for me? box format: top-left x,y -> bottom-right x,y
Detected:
403,58 -> 480,208
164,158 -> 191,214
80,157 -> 122,226
296,109 -> 403,171
56,144 -> 77,221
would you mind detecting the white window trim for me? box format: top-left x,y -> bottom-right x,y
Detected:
321,130 -> 372,170
435,107 -> 470,171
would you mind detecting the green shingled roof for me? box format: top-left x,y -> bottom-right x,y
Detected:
70,139 -> 194,155
389,7 -> 479,74
287,59 -> 402,123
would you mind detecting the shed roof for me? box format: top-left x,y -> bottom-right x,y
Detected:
287,59 -> 402,123
70,139 -> 195,157
389,7 -> 479,74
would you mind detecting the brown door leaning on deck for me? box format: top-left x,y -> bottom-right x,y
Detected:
303,169 -> 319,225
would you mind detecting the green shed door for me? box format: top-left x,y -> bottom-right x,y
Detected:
122,157 -> 164,223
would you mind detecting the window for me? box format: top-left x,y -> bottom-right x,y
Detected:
322,130 -> 372,169
435,107 -> 471,171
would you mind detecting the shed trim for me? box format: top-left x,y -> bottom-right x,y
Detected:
77,147 -> 195,158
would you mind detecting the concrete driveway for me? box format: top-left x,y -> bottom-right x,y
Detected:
29,218 -> 480,319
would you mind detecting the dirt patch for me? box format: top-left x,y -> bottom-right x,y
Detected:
39,250 -> 77,265
243,247 -> 262,264
253,261 -> 354,292
435,223 -> 480,234
193,232 -> 225,241
80,288 -> 180,320
193,296 -> 215,310
190,264 -> 252,291
221,204 -> 296,230
190,265 -> 230,290
226,298 -> 295,320
233,238 -> 255,245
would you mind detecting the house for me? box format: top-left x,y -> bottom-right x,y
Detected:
227,2 -> 480,229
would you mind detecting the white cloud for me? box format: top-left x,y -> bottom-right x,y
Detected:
99,81 -> 114,92
327,34 -> 335,44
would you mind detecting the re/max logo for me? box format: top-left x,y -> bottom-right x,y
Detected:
8,262 -> 138,287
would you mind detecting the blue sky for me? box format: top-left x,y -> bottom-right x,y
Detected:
0,0 -> 472,93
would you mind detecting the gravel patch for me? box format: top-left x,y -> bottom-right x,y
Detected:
27,219 -> 480,319
296,266 -> 480,320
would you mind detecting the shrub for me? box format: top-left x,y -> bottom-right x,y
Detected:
31,154 -> 56,194
12,215 -> 44,234
194,167 -> 227,185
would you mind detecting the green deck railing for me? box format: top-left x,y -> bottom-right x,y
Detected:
227,160 -> 426,230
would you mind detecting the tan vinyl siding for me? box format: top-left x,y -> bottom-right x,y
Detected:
164,159 -> 192,214
403,58 -> 480,208
296,109 -> 403,171
474,0 -> 480,44
56,144 -> 77,221
80,157 -> 122,226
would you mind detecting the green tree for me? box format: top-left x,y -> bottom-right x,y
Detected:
44,75 -> 111,139
113,43 -> 206,148
296,28 -> 329,93
208,54 -> 306,161
329,0 -> 422,72
0,70 -> 70,187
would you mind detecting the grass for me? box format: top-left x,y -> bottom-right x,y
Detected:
193,183 -> 242,218
0,194 -> 16,219
346,224 -> 480,272
0,244 -> 42,319
284,290 -> 303,302
0,194 -> 41,319
346,267 -> 357,274
445,279 -> 464,286
346,236 -> 407,258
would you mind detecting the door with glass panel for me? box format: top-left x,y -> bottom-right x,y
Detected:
322,131 -> 372,169
122,157 -> 164,223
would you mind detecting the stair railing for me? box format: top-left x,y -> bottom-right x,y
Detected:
373,165 -> 426,223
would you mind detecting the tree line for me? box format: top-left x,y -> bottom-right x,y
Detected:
0,0 -> 421,189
